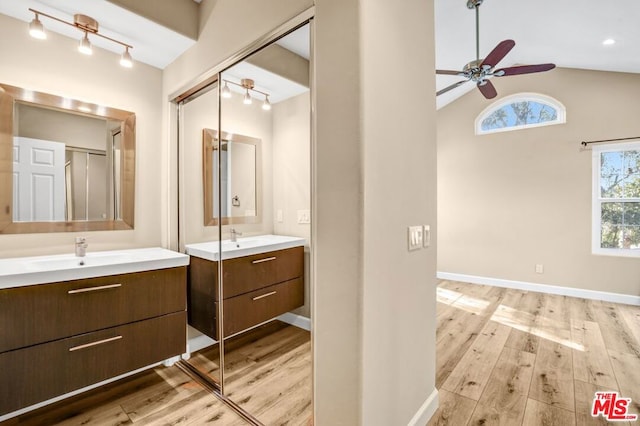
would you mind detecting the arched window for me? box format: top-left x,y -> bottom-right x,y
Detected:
475,93 -> 566,135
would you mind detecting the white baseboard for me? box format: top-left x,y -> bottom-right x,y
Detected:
277,312 -> 311,331
437,272 -> 640,306
407,388 -> 439,426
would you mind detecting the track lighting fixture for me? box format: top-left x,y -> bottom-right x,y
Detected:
27,8 -> 134,68
222,78 -> 272,111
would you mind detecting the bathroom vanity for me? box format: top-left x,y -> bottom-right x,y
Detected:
0,248 -> 189,416
186,235 -> 305,339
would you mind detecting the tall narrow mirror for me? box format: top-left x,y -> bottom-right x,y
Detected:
178,81 -> 223,387
219,23 -> 312,425
178,21 -> 312,425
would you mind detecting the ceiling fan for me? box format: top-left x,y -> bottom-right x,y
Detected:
436,0 -> 555,99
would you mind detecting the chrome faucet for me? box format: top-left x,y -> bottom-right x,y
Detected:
75,237 -> 88,257
230,228 -> 242,243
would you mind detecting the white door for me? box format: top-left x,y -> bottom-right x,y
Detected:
13,137 -> 66,222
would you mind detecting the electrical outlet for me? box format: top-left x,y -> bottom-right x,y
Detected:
535,264 -> 544,274
297,209 -> 311,224
408,226 -> 423,251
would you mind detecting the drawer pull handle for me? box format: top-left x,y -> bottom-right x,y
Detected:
252,291 -> 277,301
68,283 -> 122,294
69,335 -> 122,352
252,256 -> 277,264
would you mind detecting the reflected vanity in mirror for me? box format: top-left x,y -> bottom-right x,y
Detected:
176,20 -> 312,426
0,83 -> 135,233
203,129 -> 261,225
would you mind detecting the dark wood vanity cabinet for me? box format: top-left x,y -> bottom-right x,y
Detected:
188,246 -> 304,339
0,267 -> 187,416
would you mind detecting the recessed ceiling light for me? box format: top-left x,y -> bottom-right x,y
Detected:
602,38 -> 616,46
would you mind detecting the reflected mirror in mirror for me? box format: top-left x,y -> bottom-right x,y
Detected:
203,129 -> 261,225
0,83 -> 135,234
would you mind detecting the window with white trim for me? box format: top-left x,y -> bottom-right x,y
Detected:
592,141 -> 640,257
475,93 -> 566,135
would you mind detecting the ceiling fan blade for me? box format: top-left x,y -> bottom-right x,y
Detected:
480,39 -> 515,68
494,63 -> 556,76
436,80 -> 469,96
477,80 -> 497,99
436,69 -> 464,76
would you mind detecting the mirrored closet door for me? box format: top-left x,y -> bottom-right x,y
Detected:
176,20 -> 313,426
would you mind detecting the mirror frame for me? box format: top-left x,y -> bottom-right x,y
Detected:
0,83 -> 136,234
203,129 -> 262,226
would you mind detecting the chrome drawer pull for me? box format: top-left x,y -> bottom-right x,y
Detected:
68,283 -> 122,294
69,335 -> 122,352
251,256 -> 277,264
252,291 -> 277,301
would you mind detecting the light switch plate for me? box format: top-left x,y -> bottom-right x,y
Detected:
408,226 -> 423,251
276,209 -> 284,223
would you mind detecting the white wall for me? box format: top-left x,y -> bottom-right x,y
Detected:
0,13 -> 163,257
438,67 -> 640,298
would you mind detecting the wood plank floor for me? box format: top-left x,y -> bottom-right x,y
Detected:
1,321 -> 311,426
429,280 -> 640,426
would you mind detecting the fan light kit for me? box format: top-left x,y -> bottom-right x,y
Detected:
222,78 -> 272,111
436,0 -> 555,99
28,8 -> 134,68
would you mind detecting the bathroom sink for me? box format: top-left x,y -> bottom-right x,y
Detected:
0,247 -> 189,289
186,234 -> 306,261
25,253 -> 132,270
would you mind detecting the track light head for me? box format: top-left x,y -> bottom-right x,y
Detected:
243,89 -> 253,105
29,15 -> 46,40
78,32 -> 92,55
262,95 -> 271,111
221,81 -> 232,98
120,47 -> 133,68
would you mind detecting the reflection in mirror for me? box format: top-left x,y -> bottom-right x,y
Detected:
203,129 -> 261,225
219,23 -> 312,425
178,21 -> 311,425
0,83 -> 135,233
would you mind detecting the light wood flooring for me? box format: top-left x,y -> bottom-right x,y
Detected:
429,280 -> 640,426
1,321 -> 311,426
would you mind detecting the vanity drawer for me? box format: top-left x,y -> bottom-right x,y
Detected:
221,246 -> 303,299
0,267 -> 186,353
218,277 -> 303,338
0,311 -> 186,416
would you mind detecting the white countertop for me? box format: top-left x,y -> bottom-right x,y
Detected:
186,234 -> 306,261
0,247 -> 189,289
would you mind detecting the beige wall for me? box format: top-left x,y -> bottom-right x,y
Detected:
438,67 -> 640,297
359,1 -> 437,424
273,92 -> 311,317
0,13 -> 163,257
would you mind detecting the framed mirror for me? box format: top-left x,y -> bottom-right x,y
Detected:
0,83 -> 135,234
203,129 -> 261,226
